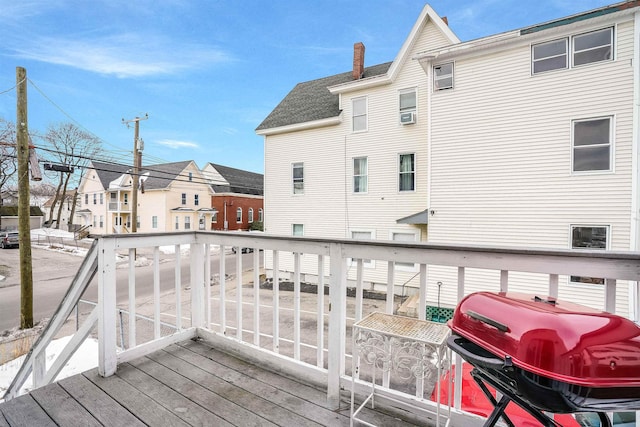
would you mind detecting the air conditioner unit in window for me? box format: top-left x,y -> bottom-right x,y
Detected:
400,111 -> 416,124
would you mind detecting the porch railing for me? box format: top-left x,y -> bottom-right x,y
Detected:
4,231 -> 640,425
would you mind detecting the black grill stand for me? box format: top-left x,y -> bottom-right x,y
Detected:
470,368 -> 612,427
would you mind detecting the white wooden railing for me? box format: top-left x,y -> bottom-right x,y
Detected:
4,231 -> 640,425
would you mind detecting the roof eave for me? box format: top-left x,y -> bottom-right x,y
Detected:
327,74 -> 391,94
256,116 -> 342,136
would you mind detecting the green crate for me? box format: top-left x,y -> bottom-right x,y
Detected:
426,305 -> 454,323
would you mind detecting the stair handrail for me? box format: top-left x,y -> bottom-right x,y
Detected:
2,238 -> 99,400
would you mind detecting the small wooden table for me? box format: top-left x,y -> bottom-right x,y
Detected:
350,312 -> 450,426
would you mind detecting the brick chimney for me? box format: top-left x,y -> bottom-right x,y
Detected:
353,42 -> 365,80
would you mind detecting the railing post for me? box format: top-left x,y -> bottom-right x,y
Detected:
191,241 -> 205,328
98,237 -> 118,377
327,242 -> 347,409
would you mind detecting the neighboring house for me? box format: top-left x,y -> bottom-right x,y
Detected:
0,206 -> 44,230
0,190 -> 18,206
256,2 -> 640,318
43,190 -> 77,230
201,163 -> 264,231
76,160 -> 214,233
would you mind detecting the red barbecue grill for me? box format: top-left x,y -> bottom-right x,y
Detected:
447,292 -> 640,427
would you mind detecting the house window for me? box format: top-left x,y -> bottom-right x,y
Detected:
352,97 -> 367,132
349,230 -> 375,268
353,157 -> 368,193
175,216 -> 179,230
212,211 -> 218,223
136,216 -> 140,229
292,162 -> 304,195
236,207 -> 242,223
399,89 -> 416,123
123,193 -> 128,205
99,193 -> 103,205
573,117 -> 612,172
292,224 -> 304,236
433,63 -> 453,90
392,231 -> 418,271
532,39 -> 567,74
93,194 -> 97,205
99,215 -> 103,228
152,216 -> 158,229
188,172 -> 193,182
194,194 -> 199,206
399,153 -> 415,192
258,208 -> 263,222
85,194 -> 88,205
570,225 -> 608,285
93,215 -> 96,227
185,216 -> 191,230
248,208 -> 254,223
181,193 -> 187,205
573,28 -> 612,67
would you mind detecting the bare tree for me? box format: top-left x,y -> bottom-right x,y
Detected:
0,117 -> 18,230
43,123 -> 102,230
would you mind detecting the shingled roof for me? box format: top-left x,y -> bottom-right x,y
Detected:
90,160 -> 194,190
206,163 -> 263,196
256,62 -> 392,131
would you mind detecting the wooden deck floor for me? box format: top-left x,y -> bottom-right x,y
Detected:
0,338 -> 425,426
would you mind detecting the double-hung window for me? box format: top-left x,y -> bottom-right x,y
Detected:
399,89 -> 416,123
194,194 -> 199,206
572,117 -> 612,172
570,225 -> 608,284
352,97 -> 367,132
85,194 -> 88,205
532,39 -> 567,74
573,28 -> 612,67
532,27 -> 613,74
236,207 -> 242,223
248,208 -> 254,223
349,230 -> 375,268
185,216 -> 191,230
433,63 -> 453,90
353,157 -> 368,193
292,162 -> 304,194
399,153 -> 415,192
152,216 -> 158,229
258,208 -> 263,222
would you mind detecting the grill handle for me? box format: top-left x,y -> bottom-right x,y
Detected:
467,310 -> 509,332
446,335 -> 506,371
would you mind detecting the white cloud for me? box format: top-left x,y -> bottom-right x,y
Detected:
156,139 -> 199,149
10,33 -> 233,78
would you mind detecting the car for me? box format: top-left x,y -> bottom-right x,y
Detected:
0,231 -> 19,249
231,246 -> 254,254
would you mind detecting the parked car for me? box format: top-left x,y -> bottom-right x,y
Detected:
0,231 -> 19,249
231,246 -> 253,254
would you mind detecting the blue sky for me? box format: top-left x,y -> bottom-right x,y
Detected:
0,0 -> 614,174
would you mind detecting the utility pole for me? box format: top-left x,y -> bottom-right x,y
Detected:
16,66 -> 33,329
122,114 -> 147,233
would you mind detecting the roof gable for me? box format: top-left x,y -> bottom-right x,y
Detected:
256,4 -> 458,133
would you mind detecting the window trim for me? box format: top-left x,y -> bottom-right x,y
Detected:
433,62 -> 454,91
181,193 -> 187,205
258,208 -> 263,223
292,162 -> 304,195
352,96 -> 368,133
236,207 -> 242,223
398,153 -> 416,192
571,116 -> 613,174
248,208 -> 254,223
353,156 -> 368,194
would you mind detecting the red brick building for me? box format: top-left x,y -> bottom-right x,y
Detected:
202,163 -> 263,231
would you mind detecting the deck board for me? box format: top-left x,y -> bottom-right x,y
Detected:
30,382 -> 101,426
0,338 -> 425,426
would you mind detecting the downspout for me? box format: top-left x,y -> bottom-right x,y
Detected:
631,11 -> 640,322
